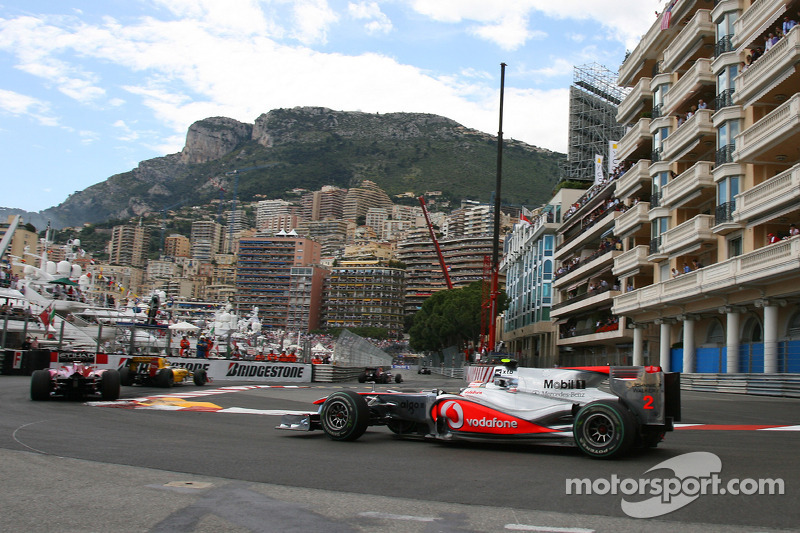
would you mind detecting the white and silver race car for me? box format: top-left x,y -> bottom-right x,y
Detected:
278,362 -> 681,459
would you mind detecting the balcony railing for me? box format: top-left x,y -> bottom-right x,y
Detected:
735,163 -> 800,223
661,109 -> 714,161
735,26 -> 800,106
715,201 -> 736,225
613,245 -> 651,277
614,236 -> 800,315
662,10 -> 714,71
733,0 -> 787,49
715,34 -> 734,57
663,58 -> 713,116
661,161 -> 714,207
650,236 -> 662,254
660,214 -> 716,255
735,93 -> 800,162
716,143 -> 735,165
715,88 -> 735,111
651,190 -> 662,208
652,103 -> 663,119
614,202 -> 650,237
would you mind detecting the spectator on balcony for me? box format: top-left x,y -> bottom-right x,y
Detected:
672,267 -> 680,278
784,16 -> 797,35
692,259 -> 704,270
697,99 -> 707,110
768,232 -> 780,244
789,224 -> 799,237
683,262 -> 691,274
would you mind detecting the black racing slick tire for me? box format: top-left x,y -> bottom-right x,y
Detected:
156,368 -> 174,388
394,374 -> 403,384
193,369 -> 207,386
320,390 -> 369,441
357,373 -> 367,383
30,370 -> 52,401
119,367 -> 133,386
573,400 -> 637,459
100,369 -> 121,401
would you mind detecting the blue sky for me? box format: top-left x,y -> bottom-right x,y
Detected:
0,0 -> 663,213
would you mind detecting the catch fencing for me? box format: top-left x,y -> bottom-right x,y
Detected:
331,330 -> 393,368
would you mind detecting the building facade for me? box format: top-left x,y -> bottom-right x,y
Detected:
322,261 -> 406,337
612,0 -> 800,373
234,236 -> 322,330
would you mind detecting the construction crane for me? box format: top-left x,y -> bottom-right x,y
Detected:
418,196 -> 453,290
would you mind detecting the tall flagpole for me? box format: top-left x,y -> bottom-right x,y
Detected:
489,63 -> 506,352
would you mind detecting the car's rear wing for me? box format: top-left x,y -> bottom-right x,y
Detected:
609,366 -> 680,428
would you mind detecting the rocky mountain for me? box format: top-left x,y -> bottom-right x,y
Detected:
31,107 -> 565,229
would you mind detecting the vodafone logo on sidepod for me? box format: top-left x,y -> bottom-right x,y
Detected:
440,400 -> 464,429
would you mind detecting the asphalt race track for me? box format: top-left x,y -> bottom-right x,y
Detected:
1,372 -> 799,533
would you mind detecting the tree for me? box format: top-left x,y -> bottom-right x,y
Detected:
407,282 -> 474,351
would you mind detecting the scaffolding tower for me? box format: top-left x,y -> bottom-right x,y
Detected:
559,63 -> 629,182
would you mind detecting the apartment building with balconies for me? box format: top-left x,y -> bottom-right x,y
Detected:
322,261 -> 406,337
500,188 -> 583,367
234,236 -> 322,330
613,0 -> 800,374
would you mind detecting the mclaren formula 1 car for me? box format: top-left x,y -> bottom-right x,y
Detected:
278,363 -> 680,459
31,359 -> 121,401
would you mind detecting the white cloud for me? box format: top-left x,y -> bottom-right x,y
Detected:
0,88 -> 58,125
348,1 -> 393,35
405,0 -> 661,51
290,0 -> 340,44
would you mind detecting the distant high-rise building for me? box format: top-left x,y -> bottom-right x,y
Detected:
164,234 -> 191,258
191,220 -> 224,262
323,261 -> 406,337
301,186 -> 347,221
343,180 -> 393,222
109,224 -> 150,267
234,236 -> 322,330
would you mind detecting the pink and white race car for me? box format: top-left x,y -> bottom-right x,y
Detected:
278,362 -> 681,459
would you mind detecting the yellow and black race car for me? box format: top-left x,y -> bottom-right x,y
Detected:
119,356 -> 207,388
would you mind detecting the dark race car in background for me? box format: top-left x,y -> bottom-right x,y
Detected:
358,366 -> 403,384
279,363 -> 680,459
31,353 -> 121,401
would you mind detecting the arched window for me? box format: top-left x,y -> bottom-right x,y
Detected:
741,315 -> 762,342
705,319 -> 724,344
786,307 -> 800,338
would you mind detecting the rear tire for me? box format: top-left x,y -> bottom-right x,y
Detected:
193,369 -> 207,386
156,368 -> 173,388
320,390 -> 369,441
573,400 -> 637,459
30,370 -> 52,401
101,369 -> 121,400
357,372 -> 367,383
119,367 -> 133,386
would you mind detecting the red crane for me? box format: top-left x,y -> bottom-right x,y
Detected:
418,196 -> 453,290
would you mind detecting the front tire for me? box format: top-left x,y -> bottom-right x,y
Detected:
31,370 -> 52,401
193,369 -> 207,386
320,390 -> 369,441
394,374 -> 403,383
101,369 -> 121,400
573,400 -> 637,459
